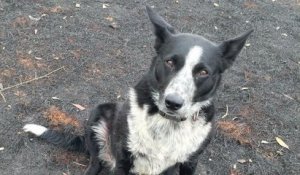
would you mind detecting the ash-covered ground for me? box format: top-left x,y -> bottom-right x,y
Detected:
0,1 -> 299,175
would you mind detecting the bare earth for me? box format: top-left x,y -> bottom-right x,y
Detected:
0,0 -> 299,175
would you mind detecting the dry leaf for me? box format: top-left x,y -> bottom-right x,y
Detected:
275,137 -> 289,149
109,22 -> 118,29
28,15 -> 41,21
213,3 -> 219,7
72,103 -> 86,111
241,87 -> 249,90
51,97 -> 60,100
261,140 -> 269,144
237,159 -> 247,163
102,4 -> 109,8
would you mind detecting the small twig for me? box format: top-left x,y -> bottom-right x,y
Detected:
0,92 -> 6,102
282,93 -> 294,100
0,66 -> 64,92
73,161 -> 87,167
0,66 -> 65,101
221,105 -> 229,118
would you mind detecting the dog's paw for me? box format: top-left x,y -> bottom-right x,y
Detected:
23,124 -> 48,136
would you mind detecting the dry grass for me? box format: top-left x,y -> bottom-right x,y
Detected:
44,106 -> 80,128
217,120 -> 253,146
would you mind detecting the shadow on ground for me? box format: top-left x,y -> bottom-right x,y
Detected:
0,0 -> 299,175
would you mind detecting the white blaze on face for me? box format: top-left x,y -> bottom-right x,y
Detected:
164,46 -> 203,108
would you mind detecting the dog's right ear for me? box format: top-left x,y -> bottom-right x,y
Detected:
146,6 -> 175,51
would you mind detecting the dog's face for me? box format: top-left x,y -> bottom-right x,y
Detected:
146,7 -> 253,121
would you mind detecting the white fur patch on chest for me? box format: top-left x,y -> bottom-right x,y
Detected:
127,89 -> 212,174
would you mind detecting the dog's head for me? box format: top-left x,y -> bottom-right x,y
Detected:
146,6 -> 253,122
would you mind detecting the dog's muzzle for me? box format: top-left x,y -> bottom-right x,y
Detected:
159,110 -> 201,122
158,110 -> 187,122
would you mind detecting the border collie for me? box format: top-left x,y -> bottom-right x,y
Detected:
23,6 -> 253,175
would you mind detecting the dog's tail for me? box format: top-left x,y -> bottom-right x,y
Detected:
23,124 -> 86,152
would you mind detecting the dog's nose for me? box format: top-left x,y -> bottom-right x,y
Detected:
165,94 -> 184,110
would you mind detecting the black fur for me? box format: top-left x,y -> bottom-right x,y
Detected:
24,6 -> 252,175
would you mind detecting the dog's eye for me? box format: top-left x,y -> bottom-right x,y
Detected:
196,69 -> 209,77
165,59 -> 174,69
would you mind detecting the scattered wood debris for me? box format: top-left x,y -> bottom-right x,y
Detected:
72,103 -> 86,111
73,161 -> 87,167
221,105 -> 229,118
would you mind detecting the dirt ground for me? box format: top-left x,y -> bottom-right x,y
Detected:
0,0 -> 299,175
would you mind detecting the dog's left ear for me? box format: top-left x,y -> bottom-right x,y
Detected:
219,29 -> 253,72
146,6 -> 176,51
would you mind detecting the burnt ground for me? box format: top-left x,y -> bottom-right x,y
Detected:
0,0 -> 299,175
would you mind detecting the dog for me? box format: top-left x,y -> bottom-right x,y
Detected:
23,6 -> 253,175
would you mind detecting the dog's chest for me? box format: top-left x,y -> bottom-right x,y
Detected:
127,106 -> 211,174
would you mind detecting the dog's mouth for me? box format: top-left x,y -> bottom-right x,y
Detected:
158,110 -> 187,122
158,109 -> 202,122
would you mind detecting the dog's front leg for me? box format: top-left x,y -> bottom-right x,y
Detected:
114,156 -> 133,175
114,167 -> 136,175
179,154 -> 199,175
161,164 -> 180,175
